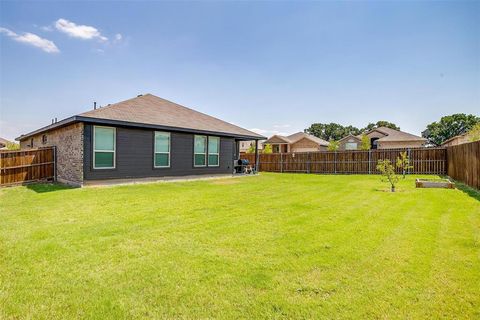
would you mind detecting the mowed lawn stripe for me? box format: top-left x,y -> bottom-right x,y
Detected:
1,173 -> 479,319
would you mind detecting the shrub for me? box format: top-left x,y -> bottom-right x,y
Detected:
327,140 -> 339,151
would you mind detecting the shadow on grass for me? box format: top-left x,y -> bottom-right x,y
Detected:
455,182 -> 480,202
26,183 -> 76,193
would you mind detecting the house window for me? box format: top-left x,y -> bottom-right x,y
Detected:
194,135 -> 207,167
93,126 -> 116,169
208,136 -> 220,167
42,135 -> 47,144
345,142 -> 357,150
154,131 -> 170,168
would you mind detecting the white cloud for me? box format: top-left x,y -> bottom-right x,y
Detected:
115,33 -> 122,41
55,18 -> 108,41
41,25 -> 54,32
273,124 -> 291,129
0,27 -> 59,53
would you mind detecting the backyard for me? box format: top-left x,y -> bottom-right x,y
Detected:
1,173 -> 479,319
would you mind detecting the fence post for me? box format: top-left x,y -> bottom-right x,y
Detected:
368,150 -> 371,174
334,151 -> 337,174
307,152 -> 310,174
407,148 -> 411,175
280,153 -> 283,173
54,146 -> 57,182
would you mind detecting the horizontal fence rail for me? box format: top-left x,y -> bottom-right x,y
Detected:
243,147 -> 447,175
447,141 -> 480,190
0,147 -> 56,186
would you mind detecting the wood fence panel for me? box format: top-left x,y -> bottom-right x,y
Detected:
241,147 -> 447,175
447,141 -> 480,190
0,148 -> 55,186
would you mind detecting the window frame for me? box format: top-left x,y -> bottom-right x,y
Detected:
207,136 -> 220,167
193,135 -> 207,167
345,142 -> 358,150
93,125 -> 116,170
153,131 -> 171,168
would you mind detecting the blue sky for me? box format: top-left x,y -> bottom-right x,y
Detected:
1,1 -> 479,141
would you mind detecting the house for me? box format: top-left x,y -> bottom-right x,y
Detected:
338,134 -> 362,150
239,140 -> 265,153
338,127 -> 427,150
263,132 -> 329,153
16,94 -> 265,186
441,133 -> 470,147
0,137 -> 11,149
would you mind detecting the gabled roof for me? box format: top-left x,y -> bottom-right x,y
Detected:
338,134 -> 361,143
441,133 -> 468,146
264,132 -> 329,146
17,94 -> 265,140
0,137 -> 11,146
359,127 -> 426,142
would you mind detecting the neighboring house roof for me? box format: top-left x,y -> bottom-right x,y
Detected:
264,132 -> 329,146
441,133 -> 469,146
358,127 -> 427,142
17,94 -> 265,141
0,137 -> 11,148
338,134 -> 361,143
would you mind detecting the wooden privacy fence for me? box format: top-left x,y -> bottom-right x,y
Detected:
447,141 -> 480,190
0,147 -> 56,186
243,147 -> 447,175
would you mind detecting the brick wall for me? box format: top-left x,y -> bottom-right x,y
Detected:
20,123 -> 84,185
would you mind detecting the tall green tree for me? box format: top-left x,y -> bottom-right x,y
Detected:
362,121 -> 400,132
305,123 -> 361,141
422,114 -> 480,146
467,123 -> 480,142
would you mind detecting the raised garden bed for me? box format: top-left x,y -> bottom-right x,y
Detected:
415,178 -> 455,189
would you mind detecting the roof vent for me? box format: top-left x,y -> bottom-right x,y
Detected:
137,94 -> 143,97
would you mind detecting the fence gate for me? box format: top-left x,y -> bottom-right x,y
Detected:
0,147 -> 56,187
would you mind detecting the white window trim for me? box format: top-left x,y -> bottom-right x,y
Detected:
208,136 -> 220,167
194,135 -> 207,167
93,126 -> 116,170
154,131 -> 171,168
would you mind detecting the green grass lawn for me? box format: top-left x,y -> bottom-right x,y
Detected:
1,173 -> 479,319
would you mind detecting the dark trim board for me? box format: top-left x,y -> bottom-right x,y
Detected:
83,124 -> 235,180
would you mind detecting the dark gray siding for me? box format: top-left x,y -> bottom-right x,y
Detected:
83,124 -> 235,180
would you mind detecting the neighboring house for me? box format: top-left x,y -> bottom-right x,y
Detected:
263,132 -> 329,153
338,127 -> 427,150
441,133 -> 470,147
0,137 -> 11,149
338,134 -> 362,150
239,140 -> 265,153
16,94 -> 265,186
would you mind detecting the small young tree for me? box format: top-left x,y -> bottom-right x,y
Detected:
327,140 -> 339,151
376,159 -> 399,192
360,134 -> 370,150
396,151 -> 413,179
6,142 -> 20,150
468,123 -> 480,142
262,144 -> 272,154
246,143 -> 255,154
